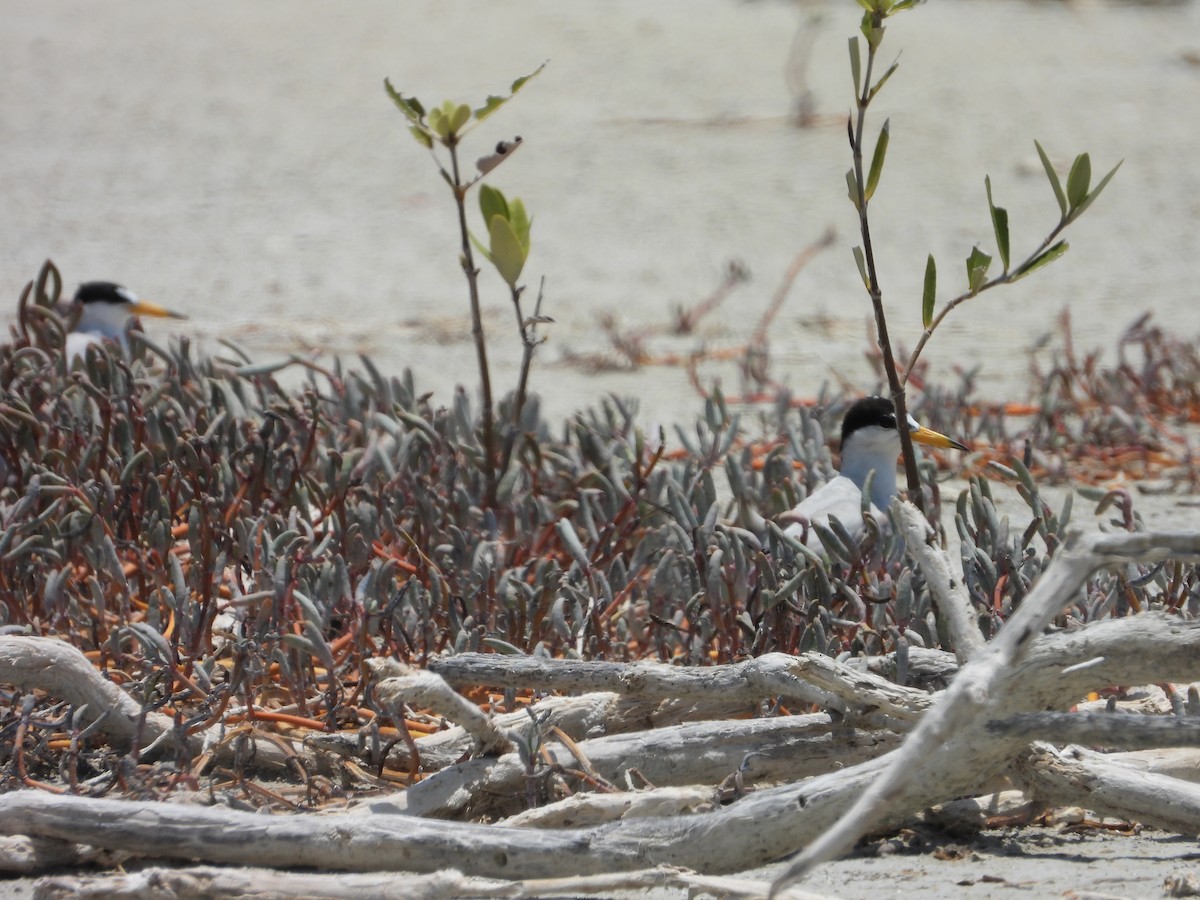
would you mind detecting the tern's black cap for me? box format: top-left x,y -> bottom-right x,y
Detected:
840,396 -> 897,446
75,282 -> 134,305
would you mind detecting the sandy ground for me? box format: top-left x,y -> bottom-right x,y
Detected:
4,1 -> 1200,897
5,0 -> 1200,428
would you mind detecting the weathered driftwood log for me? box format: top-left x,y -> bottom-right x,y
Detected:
369,659 -> 514,756
858,646 -> 958,689
987,712 -> 1200,750
0,834 -> 130,875
501,785 -> 718,829
897,501 -> 986,662
31,863 -> 832,900
428,649 -> 839,708
0,636 -> 175,752
8,604 -> 1199,883
1013,743 -> 1200,835
373,712 -> 902,819
0,636 -> 298,775
770,525 -> 1200,894
427,650 -> 930,723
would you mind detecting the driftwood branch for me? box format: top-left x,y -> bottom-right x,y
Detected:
988,712 -> 1200,749
771,529 -> 1200,894
369,659 -> 514,756
0,635 -> 301,775
897,501 -> 986,661
1013,743 -> 1200,835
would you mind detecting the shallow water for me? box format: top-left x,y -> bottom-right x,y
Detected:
4,0 -> 1199,426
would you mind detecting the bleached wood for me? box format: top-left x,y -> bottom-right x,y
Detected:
0,834 -> 130,875
376,712 -> 902,819
369,659 -> 513,756
428,651 -> 840,711
770,529 -> 1200,895
1014,743 -> 1200,835
35,863 -> 831,900
0,636 -> 175,751
0,635 -> 298,775
897,501 -> 986,661
986,711 -> 1200,749
32,866 -> 507,900
1108,747 -> 1200,783
502,785 -> 717,828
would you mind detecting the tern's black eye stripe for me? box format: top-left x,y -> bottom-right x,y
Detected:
880,415 -> 896,429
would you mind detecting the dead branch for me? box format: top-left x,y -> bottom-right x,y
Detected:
426,649 -> 927,721
987,712 -> 1200,749
897,501 -> 986,661
369,659 -> 513,756
376,712 -> 901,820
771,527 -> 1200,894
1013,743 -> 1200,836
0,636 -> 175,751
0,635 -> 301,776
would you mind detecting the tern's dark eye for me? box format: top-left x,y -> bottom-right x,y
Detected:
879,414 -> 896,430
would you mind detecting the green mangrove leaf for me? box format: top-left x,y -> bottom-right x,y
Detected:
852,245 -> 870,290
965,246 -> 991,293
1034,140 -> 1067,217
1012,240 -> 1069,280
489,214 -> 527,287
985,176 -> 1010,272
1073,158 -> 1123,218
409,125 -> 432,149
865,119 -> 889,201
846,168 -> 861,210
849,37 -> 863,96
507,197 -> 532,252
922,254 -> 936,329
1066,153 -> 1091,210
867,59 -> 899,102
479,183 -> 509,226
474,62 -> 548,122
449,102 -> 471,134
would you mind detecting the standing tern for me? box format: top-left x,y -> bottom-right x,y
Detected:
783,396 -> 968,547
65,282 -> 186,361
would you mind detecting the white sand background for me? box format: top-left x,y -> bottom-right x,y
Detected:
4,1 -> 1200,896
5,0 -> 1200,429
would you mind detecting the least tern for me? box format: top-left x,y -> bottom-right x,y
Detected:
783,396 -> 968,547
65,282 -> 186,361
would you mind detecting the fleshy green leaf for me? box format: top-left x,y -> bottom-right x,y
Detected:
507,198 -> 532,252
1073,158 -> 1123,218
1034,140 -> 1067,218
849,37 -> 863,97
965,246 -> 992,293
867,59 -> 899,102
922,254 -> 936,329
449,102 -> 471,134
408,125 -> 432,149
429,106 -> 449,139
488,215 -> 527,287
852,246 -> 870,290
861,13 -> 885,50
479,184 -> 509,227
985,176 -> 1010,272
383,79 -> 425,125
468,229 -> 494,265
1066,153 -> 1091,210
474,62 -> 548,122
846,168 -> 861,210
865,119 -> 889,201
1012,240 -> 1069,280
